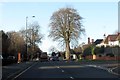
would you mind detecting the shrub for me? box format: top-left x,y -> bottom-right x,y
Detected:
106,53 -> 114,57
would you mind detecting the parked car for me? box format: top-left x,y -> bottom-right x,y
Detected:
2,56 -> 17,66
7,56 -> 15,59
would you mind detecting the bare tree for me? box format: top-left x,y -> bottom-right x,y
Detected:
20,21 -> 43,60
48,7 -> 85,60
20,22 -> 43,45
49,46 -> 58,53
7,31 -> 25,56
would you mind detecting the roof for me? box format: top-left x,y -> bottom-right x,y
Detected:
104,33 -> 120,44
108,35 -> 118,41
116,33 -> 120,40
94,39 -> 103,45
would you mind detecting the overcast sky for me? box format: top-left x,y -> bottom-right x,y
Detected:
0,1 -> 118,53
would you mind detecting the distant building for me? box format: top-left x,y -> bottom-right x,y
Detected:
95,33 -> 120,47
104,33 -> 120,47
94,39 -> 104,47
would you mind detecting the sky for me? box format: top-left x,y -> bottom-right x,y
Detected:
0,1 -> 118,53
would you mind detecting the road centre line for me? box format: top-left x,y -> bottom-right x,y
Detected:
55,66 -> 64,72
62,70 -> 64,72
55,66 -> 75,79
70,76 -> 74,79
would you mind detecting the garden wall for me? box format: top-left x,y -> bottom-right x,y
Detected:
85,55 -> 120,60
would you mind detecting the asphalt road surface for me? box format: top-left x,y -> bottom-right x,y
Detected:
11,61 -> 119,80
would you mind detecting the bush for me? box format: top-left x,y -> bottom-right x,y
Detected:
83,46 -> 91,56
98,54 -> 102,57
106,53 -> 114,57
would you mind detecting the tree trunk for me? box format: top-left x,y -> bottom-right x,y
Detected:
65,41 -> 70,61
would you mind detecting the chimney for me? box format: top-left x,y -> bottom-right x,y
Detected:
92,39 -> 94,44
88,37 -> 90,44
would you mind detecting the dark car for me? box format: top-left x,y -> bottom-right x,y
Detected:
40,52 -> 48,62
51,56 -> 59,61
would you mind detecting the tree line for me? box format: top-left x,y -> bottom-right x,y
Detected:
1,21 -> 43,61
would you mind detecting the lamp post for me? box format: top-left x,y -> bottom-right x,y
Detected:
26,16 -> 35,61
26,16 -> 28,60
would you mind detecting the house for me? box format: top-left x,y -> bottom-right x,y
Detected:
116,33 -> 120,45
80,34 -> 120,60
94,39 -> 104,47
104,33 -> 120,46
95,33 -> 120,47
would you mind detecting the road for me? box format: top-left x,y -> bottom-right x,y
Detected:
10,61 -> 119,80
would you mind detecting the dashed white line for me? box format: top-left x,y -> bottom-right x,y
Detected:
70,76 -> 74,79
55,66 -> 75,79
57,66 -> 60,68
62,70 -> 64,72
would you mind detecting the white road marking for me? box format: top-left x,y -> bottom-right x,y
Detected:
70,76 -> 74,79
109,67 -> 120,76
62,70 -> 64,72
86,64 -> 120,76
14,62 -> 37,79
39,66 -> 57,69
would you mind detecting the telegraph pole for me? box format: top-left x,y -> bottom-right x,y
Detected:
26,16 -> 35,61
26,16 -> 28,60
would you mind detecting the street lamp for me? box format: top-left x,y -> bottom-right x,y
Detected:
26,16 -> 35,60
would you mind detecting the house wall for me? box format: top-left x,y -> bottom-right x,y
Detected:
96,41 -> 119,47
96,43 -> 108,47
108,41 -> 119,46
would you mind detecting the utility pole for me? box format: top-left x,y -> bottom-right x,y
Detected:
26,16 -> 35,61
26,16 -> 28,60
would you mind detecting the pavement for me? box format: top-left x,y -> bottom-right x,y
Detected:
2,61 -> 35,80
